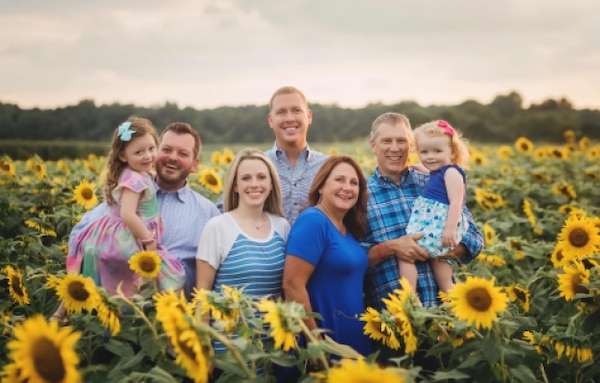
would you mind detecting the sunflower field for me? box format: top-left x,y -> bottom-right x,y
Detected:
0,132 -> 599,383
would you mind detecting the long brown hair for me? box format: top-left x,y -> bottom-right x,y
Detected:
103,117 -> 159,205
306,154 -> 368,240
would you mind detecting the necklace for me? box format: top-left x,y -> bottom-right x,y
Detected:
238,213 -> 268,231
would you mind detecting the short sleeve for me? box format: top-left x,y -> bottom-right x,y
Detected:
112,168 -> 152,204
270,214 -> 291,242
285,208 -> 327,267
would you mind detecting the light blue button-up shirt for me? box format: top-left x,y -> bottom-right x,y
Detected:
265,142 -> 327,226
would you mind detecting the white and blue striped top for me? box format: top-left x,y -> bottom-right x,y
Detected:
196,212 -> 290,297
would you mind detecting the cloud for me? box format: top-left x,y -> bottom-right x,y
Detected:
1,0 -> 599,109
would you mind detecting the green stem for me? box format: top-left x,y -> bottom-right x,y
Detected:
298,320 -> 330,372
204,325 -> 256,379
115,293 -> 159,341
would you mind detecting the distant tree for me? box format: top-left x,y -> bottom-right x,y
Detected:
490,91 -> 523,117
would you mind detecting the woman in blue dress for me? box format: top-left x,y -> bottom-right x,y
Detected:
282,154 -> 371,360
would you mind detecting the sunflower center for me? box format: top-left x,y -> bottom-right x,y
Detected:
10,275 -> 24,296
0,161 -> 9,171
514,288 -> 527,302
572,275 -> 589,295
466,287 -> 492,312
81,188 -> 94,200
68,281 -> 90,302
205,175 -> 218,186
33,337 -> 66,382
568,228 -> 589,248
140,257 -> 157,273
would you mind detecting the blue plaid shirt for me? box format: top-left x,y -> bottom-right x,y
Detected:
265,143 -> 327,226
362,167 -> 483,309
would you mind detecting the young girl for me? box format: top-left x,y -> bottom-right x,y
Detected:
66,117 -> 185,297
402,120 -> 471,295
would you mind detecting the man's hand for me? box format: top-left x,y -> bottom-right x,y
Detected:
390,233 -> 430,263
439,243 -> 468,261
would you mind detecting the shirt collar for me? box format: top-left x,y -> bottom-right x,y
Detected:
271,141 -> 312,161
374,166 -> 411,185
153,176 -> 189,203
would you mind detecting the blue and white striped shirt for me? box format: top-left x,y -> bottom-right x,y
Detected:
362,167 -> 483,309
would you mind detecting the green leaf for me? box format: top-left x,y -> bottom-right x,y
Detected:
508,364 -> 538,382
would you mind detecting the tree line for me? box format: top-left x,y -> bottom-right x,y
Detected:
1,91 -> 598,145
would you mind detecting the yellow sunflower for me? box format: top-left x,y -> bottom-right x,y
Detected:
27,158 -> 47,180
257,299 -> 297,351
515,137 -> 534,154
496,145 -> 513,161
557,263 -> 590,301
586,146 -> 600,160
578,136 -> 590,150
6,314 -> 81,383
325,358 -> 407,383
95,300 -> 121,336
198,168 -> 223,194
477,254 -> 506,267
550,242 -> 574,269
0,158 -> 16,177
505,285 -> 530,312
24,218 -> 58,237
483,223 -> 496,246
474,189 -> 506,211
583,169 -> 600,181
210,151 -> 223,165
52,274 -> 101,314
4,265 -> 29,305
157,308 -> 211,383
221,148 -> 234,165
558,204 -> 586,217
557,215 -> 600,259
530,170 -> 551,183
360,307 -> 400,350
471,152 -> 487,166
129,250 -> 162,279
552,182 -> 577,199
156,289 -> 194,326
447,276 -> 508,330
72,180 -> 98,209
523,199 -> 536,227
533,148 -> 547,161
547,146 -> 568,160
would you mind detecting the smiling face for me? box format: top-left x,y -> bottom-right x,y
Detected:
318,162 -> 360,215
234,158 -> 272,209
267,92 -> 312,150
416,134 -> 454,171
370,121 -> 412,184
155,130 -> 199,191
118,133 -> 157,173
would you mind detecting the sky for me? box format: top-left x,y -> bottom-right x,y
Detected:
1,0 -> 599,111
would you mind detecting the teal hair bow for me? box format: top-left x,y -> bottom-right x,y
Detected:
117,122 -> 136,141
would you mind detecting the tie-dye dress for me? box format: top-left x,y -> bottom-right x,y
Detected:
66,167 -> 185,296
